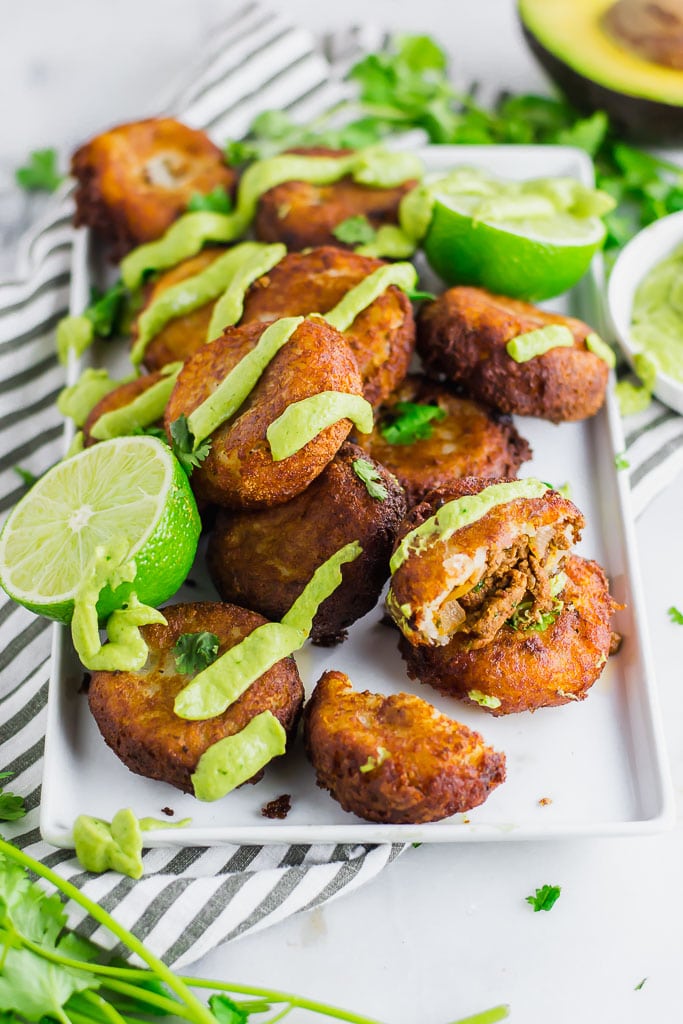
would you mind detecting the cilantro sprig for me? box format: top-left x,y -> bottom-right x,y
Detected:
0,836 -> 508,1024
187,186 -> 233,214
332,215 -> 377,246
526,884 -> 562,912
380,401 -> 446,446
15,148 -> 64,192
169,414 -> 211,475
0,772 -> 26,821
668,606 -> 683,625
174,632 -> 220,674
352,457 -> 388,500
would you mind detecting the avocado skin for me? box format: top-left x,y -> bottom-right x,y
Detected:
521,22 -> 683,144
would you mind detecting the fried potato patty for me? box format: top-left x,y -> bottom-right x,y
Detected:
399,555 -> 618,715
303,670 -> 506,823
207,442 -> 406,642
88,602 -> 304,794
133,247 -> 226,373
254,147 -> 417,252
355,374 -> 532,506
417,286 -> 609,423
82,371 -> 167,446
241,247 -> 415,407
388,477 -> 584,649
72,118 -> 236,260
165,317 -> 364,509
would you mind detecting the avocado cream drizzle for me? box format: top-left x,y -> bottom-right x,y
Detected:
130,241 -> 286,365
121,147 -> 424,290
390,479 -> 550,574
267,391 -> 373,461
506,324 -> 575,362
73,809 -> 193,879
90,362 -> 182,440
191,711 -> 287,802
174,540 -> 362,721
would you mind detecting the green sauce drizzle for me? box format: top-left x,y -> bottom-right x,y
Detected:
324,262 -> 417,332
58,368 -> 137,428
187,316 -> 304,448
56,315 -> 94,365
630,243 -> 683,384
121,147 -> 424,289
585,331 -> 616,368
266,391 -> 374,462
174,540 -> 361,720
506,324 -> 575,363
70,541 -> 166,672
191,711 -> 287,802
130,242 -> 285,365
73,808 -> 144,879
90,362 -> 182,440
390,479 -> 550,573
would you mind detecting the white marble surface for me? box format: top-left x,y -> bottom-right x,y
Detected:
2,2 -> 682,1021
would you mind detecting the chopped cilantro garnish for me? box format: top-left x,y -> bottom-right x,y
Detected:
352,457 -> 388,500
174,632 -> 220,675
526,884 -> 561,912
13,466 -> 38,488
15,148 -> 64,192
508,599 -> 563,633
634,978 -> 647,991
0,772 -> 27,821
187,186 -> 233,214
468,690 -> 501,710
359,747 -> 390,773
132,424 -> 169,443
170,414 -> 211,475
85,281 -> 128,338
668,606 -> 683,625
332,215 -> 377,246
404,288 -> 437,302
614,452 -> 630,470
380,401 -> 446,446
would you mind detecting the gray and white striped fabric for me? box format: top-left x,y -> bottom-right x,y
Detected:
1,3 -> 681,969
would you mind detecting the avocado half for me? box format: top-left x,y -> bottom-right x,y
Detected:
519,0 -> 683,143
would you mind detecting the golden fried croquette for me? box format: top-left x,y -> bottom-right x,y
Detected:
417,286 -> 609,423
82,371 -> 167,446
88,602 -> 304,794
207,442 -> 406,642
164,317 -> 364,509
303,670 -> 506,823
241,247 -> 415,407
399,555 -> 618,715
72,118 -> 236,260
355,374 -> 532,506
254,147 -> 417,252
388,477 -> 584,649
133,247 -> 226,373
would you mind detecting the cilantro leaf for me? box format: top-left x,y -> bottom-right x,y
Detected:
0,775 -> 26,822
15,149 -> 63,192
507,599 -> 563,633
209,993 -> 249,1024
634,978 -> 647,991
359,747 -> 390,773
404,288 -> 436,302
132,424 -> 169,443
526,884 -> 561,912
668,606 -> 683,625
380,401 -> 446,446
169,414 -> 211,475
614,452 -> 630,470
332,215 -> 377,246
187,186 -> 233,214
84,281 -> 127,338
174,632 -> 220,675
13,467 -> 38,488
352,458 -> 388,501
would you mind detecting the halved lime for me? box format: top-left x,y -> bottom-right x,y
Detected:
424,193 -> 607,301
0,436 -> 200,623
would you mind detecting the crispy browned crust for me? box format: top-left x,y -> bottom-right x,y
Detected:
399,555 -> 618,715
303,670 -> 506,823
241,246 -> 415,407
82,371 -> 166,446
207,442 -> 406,641
355,374 -> 532,506
88,602 -> 304,794
254,147 -> 417,252
72,118 -> 236,260
389,478 -> 585,648
133,247 -> 227,373
417,286 -> 609,423
164,317 -> 364,509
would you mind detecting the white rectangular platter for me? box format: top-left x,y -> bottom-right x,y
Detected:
40,145 -> 675,847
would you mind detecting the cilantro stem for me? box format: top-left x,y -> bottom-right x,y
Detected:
446,1007 -> 510,1024
178,978 -> 387,1024
97,978 -> 194,1018
80,991 -> 130,1024
0,836 -> 216,1024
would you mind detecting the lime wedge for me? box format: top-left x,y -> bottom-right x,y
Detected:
0,436 -> 200,623
424,193 -> 607,301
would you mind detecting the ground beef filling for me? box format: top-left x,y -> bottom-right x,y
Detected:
440,536 -> 569,648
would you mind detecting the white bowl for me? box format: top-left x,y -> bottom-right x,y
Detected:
607,210 -> 683,416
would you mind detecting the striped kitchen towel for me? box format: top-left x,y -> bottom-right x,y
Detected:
0,2 -> 681,970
